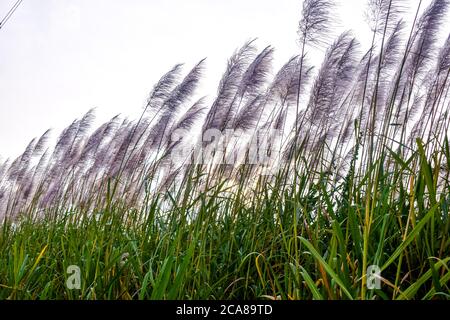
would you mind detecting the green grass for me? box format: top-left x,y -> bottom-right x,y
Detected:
0,138 -> 448,300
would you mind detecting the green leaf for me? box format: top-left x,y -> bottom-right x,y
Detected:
381,202 -> 440,271
417,139 -> 436,205
299,237 -> 353,300
397,257 -> 450,300
299,266 -> 324,300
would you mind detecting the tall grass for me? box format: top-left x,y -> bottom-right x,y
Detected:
0,0 -> 449,300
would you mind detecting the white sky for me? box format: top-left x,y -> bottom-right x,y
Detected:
0,0 -> 446,160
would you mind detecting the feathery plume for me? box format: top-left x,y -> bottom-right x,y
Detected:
13,138 -> 36,183
306,32 -> 359,126
298,0 -> 335,47
238,46 -> 274,99
408,0 -> 449,82
143,59 -> 206,153
173,97 -> 207,131
437,34 -> 450,73
233,96 -> 264,131
33,129 -> 51,156
147,63 -> 184,109
163,98 -> 208,157
164,59 -> 206,114
380,20 -> 404,71
53,120 -> 79,159
271,55 -> 313,106
0,159 -> 10,183
203,39 -> 257,132
366,0 -> 403,34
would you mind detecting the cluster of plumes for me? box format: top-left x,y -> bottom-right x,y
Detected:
1,0 -> 450,219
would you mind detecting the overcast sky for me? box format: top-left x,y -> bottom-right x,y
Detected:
0,0 -> 447,160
